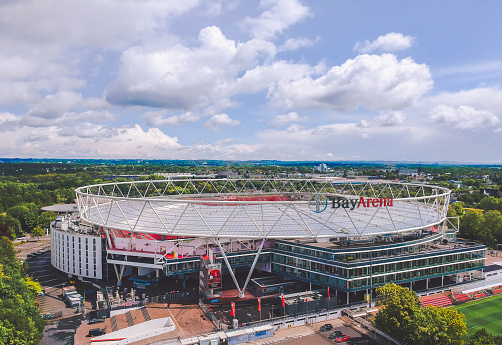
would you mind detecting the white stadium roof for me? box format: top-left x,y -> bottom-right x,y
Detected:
75,179 -> 450,240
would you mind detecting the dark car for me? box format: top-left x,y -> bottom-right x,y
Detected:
336,334 -> 350,343
88,328 -> 106,337
88,318 -> 105,324
320,323 -> 333,332
328,330 -> 343,339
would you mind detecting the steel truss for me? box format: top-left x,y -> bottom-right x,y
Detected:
76,179 -> 450,240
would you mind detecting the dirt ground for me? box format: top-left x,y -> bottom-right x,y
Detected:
75,301 -> 215,345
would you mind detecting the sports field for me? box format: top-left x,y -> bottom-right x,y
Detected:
452,294 -> 502,336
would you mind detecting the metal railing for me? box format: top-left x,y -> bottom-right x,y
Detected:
352,316 -> 406,345
199,299 -> 222,330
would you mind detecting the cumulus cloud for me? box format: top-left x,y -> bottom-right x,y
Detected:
354,33 -> 415,53
240,0 -> 311,40
204,114 -> 240,131
0,0 -> 201,107
374,111 -> 406,127
268,54 -> 433,111
0,124 -> 181,158
235,61 -> 323,94
268,112 -> 308,127
428,105 -> 500,129
106,26 -> 276,111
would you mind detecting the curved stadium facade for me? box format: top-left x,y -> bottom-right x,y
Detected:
51,179 -> 485,305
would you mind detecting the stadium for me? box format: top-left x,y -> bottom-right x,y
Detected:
51,178 -> 485,307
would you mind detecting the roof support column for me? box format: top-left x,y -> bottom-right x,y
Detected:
240,239 -> 266,298
215,239 -> 242,297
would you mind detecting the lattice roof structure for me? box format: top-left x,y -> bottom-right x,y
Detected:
75,179 -> 450,240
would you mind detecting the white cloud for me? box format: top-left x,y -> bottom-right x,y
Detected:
204,114 -> 240,131
235,61 -> 323,94
58,123 -> 118,138
0,0 -> 202,107
146,111 -> 201,127
268,54 -> 433,111
374,111 -> 406,127
428,87 -> 502,111
428,105 -> 500,129
278,37 -> 320,52
0,124 -> 181,158
106,26 -> 276,111
241,0 -> 311,40
285,123 -> 305,132
0,112 -> 17,125
268,112 -> 308,127
354,33 -> 415,53
0,0 -> 200,51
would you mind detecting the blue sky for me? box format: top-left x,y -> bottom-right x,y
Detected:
1,0 -> 501,162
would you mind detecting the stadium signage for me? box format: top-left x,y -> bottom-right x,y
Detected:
332,197 -> 394,210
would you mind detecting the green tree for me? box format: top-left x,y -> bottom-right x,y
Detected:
413,306 -> 466,345
37,211 -> 57,229
6,206 -> 37,233
477,196 -> 502,212
483,210 -> 502,244
374,283 -> 422,342
460,210 -> 484,240
30,226 -> 45,241
469,328 -> 502,345
0,215 -> 19,239
374,284 -> 467,345
0,237 -> 45,344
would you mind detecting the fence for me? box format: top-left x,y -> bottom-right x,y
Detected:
199,299 -> 222,330
197,301 -> 368,333
109,300 -> 147,311
147,289 -> 196,303
107,288 -> 195,313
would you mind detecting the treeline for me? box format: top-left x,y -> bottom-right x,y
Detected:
450,196 -> 502,245
0,172 -> 99,239
0,237 -> 45,344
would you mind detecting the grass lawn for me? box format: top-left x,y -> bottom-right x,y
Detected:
452,294 -> 502,337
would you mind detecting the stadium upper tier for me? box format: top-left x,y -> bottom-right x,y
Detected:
75,179 -> 450,239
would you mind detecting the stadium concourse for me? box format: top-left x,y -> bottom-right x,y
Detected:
50,179 -> 487,328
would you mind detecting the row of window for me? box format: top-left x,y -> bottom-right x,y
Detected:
271,259 -> 484,290
272,249 -> 485,279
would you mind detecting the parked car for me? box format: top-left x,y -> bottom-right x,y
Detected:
88,318 -> 105,324
88,328 -> 106,337
335,334 -> 350,343
38,289 -> 45,296
328,330 -> 343,339
320,323 -> 333,332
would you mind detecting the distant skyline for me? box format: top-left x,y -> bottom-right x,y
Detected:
1,1 -> 502,162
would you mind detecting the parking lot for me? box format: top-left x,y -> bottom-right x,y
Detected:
28,251 -> 75,319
